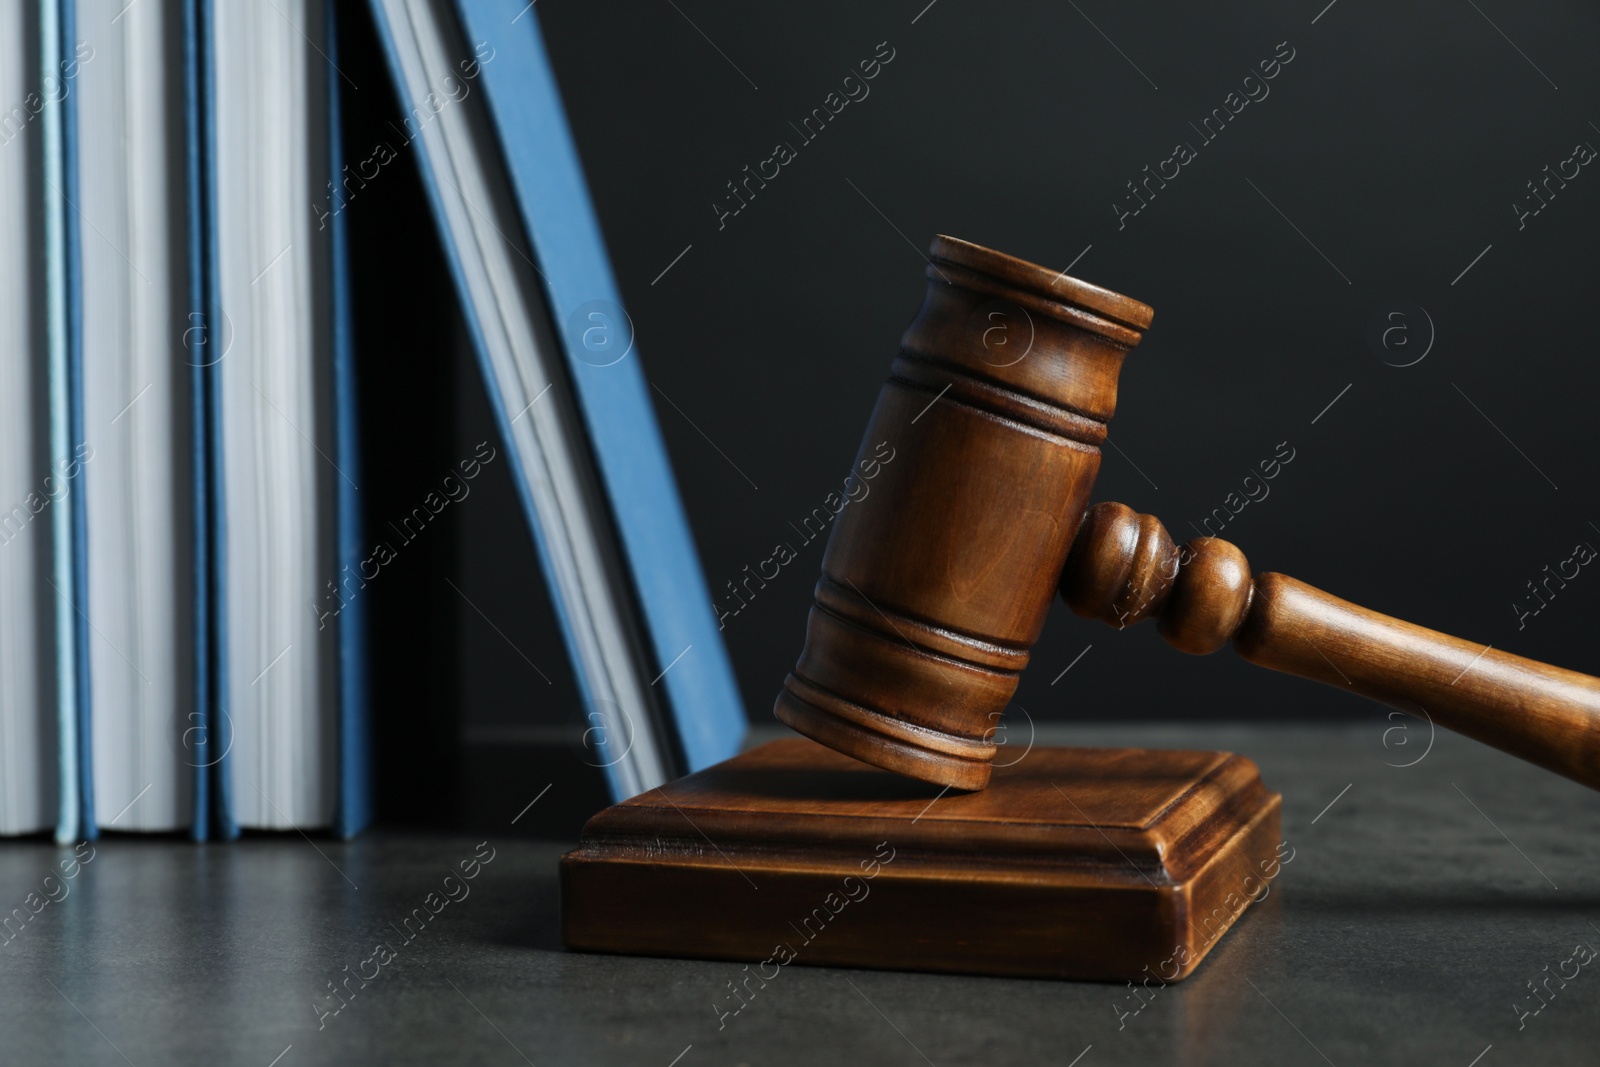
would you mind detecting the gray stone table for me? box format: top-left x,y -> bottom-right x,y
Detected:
2,722 -> 1598,1065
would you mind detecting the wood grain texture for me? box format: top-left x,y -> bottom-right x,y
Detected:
562,738 -> 1283,982
774,236 -> 1154,790
1062,501 -> 1600,791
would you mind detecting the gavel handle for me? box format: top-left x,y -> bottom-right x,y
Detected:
1060,502 -> 1600,791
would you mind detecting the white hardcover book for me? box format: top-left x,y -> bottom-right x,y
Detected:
373,0 -> 670,797
0,4 -> 58,836
76,0 -> 194,832
212,0 -> 339,829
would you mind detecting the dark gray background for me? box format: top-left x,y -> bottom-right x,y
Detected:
345,1 -> 1600,825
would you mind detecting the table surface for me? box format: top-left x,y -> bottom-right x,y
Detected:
3,722 -> 1598,1066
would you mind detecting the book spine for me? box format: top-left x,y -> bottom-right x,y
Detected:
43,0 -> 89,845
60,0 -> 94,842
327,0 -> 371,840
197,0 -> 237,840
181,0 -> 212,841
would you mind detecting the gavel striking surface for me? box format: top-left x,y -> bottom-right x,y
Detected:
562,738 -> 1281,982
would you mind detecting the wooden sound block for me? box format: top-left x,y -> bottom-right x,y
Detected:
562,738 -> 1283,982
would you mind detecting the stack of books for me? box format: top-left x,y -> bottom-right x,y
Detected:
0,0 -> 745,843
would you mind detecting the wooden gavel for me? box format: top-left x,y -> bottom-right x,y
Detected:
775,235 -> 1600,791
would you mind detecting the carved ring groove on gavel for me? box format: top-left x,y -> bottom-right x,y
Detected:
774,235 -> 1600,792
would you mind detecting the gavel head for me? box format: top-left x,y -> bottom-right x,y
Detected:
773,236 -> 1153,790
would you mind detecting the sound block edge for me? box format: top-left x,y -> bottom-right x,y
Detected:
561,737 -> 1284,983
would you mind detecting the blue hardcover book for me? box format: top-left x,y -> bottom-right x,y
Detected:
43,0 -> 91,844
197,0 -> 232,840
201,0 -> 370,838
324,0 -> 372,840
182,0 -> 213,840
366,0 -> 747,800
